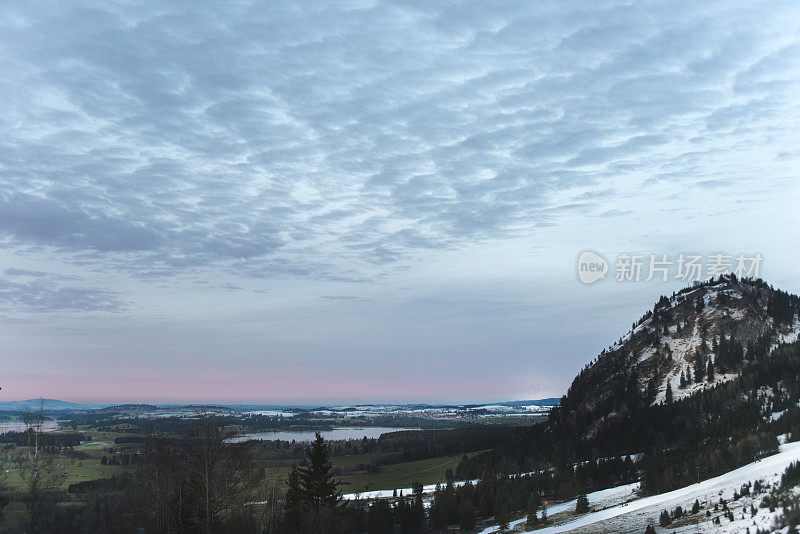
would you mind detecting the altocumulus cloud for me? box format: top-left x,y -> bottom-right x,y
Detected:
0,270 -> 125,313
0,0 -> 799,310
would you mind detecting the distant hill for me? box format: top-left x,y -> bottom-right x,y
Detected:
97,404 -> 159,413
0,399 -> 559,414
0,399 -> 106,411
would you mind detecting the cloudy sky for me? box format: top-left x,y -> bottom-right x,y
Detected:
1,0 -> 800,404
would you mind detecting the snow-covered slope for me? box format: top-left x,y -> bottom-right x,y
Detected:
479,440 -> 800,533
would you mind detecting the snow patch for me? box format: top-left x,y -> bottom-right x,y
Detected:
480,441 -> 800,533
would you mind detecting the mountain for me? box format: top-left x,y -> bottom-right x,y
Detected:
456,276 -> 800,493
559,276 -> 800,434
0,399 -> 106,411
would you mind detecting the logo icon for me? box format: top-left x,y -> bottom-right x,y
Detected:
577,250 -> 608,284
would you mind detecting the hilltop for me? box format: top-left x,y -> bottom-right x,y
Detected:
457,276 -> 800,490
560,276 -> 800,434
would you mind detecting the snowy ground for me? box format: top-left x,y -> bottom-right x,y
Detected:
476,483 -> 640,534
478,441 -> 800,533
341,470 -> 543,501
341,479 -> 479,501
0,420 -> 59,432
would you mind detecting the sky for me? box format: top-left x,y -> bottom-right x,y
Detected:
1,0 -> 800,404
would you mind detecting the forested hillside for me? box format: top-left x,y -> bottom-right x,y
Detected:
458,276 -> 800,493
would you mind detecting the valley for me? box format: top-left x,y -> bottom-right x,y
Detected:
4,277 -> 800,533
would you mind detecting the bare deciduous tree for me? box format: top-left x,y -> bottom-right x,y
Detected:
15,402 -> 66,533
183,417 -> 255,533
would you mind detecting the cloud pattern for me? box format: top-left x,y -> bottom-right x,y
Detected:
1,0 -> 799,312
0,269 -> 124,313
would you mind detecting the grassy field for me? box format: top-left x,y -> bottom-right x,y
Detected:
3,452 -> 129,492
248,452 -> 467,495
330,452 -> 375,467
3,428 -> 470,504
1,428 -> 141,494
337,454 -> 463,494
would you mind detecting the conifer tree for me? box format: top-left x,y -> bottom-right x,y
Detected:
411,493 -> 426,531
526,495 -> 539,526
665,382 -> 673,404
694,353 -> 706,383
496,504 -> 510,531
459,500 -> 476,532
301,433 -> 340,510
659,509 -> 671,526
284,463 -> 305,531
478,493 -> 490,518
625,371 -> 641,409
646,378 -> 656,405
366,499 -> 392,534
576,493 -> 590,513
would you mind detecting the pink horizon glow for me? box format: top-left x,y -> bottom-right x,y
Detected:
1,374 -> 559,405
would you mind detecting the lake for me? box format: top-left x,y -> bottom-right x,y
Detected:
228,427 -> 416,443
